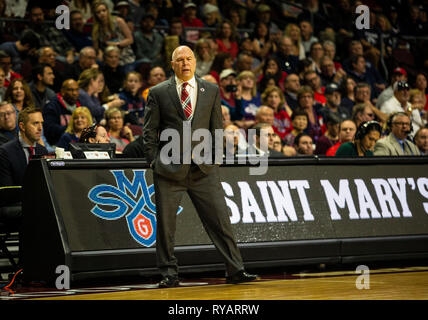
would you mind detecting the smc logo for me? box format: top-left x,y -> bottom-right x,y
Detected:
88,170 -> 182,247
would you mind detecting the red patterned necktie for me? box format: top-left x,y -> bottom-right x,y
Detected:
181,82 -> 192,119
28,146 -> 34,161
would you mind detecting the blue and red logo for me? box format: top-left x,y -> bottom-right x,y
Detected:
88,170 -> 181,247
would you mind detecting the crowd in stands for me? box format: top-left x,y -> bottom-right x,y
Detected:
1,0 -> 428,186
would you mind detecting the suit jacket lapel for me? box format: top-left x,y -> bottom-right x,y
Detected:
191,77 -> 205,128
167,77 -> 187,120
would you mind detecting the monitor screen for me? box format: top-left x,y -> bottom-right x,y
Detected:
69,143 -> 116,159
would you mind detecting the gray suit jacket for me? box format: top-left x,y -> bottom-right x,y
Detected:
373,133 -> 421,156
142,76 -> 222,181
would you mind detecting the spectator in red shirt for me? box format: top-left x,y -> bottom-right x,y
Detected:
0,51 -> 22,88
215,20 -> 239,59
325,119 -> 357,156
181,2 -> 204,44
303,70 -> 326,106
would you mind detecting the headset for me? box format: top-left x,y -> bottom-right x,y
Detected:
386,111 -> 413,134
355,120 -> 383,140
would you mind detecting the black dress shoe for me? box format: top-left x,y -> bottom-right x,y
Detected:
159,276 -> 179,288
226,270 -> 258,284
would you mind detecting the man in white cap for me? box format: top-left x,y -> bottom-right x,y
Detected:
376,67 -> 408,108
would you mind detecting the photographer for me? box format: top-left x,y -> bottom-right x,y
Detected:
219,68 -> 243,121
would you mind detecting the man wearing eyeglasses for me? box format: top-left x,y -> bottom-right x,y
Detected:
0,102 -> 18,145
380,81 -> 424,135
374,112 -> 420,156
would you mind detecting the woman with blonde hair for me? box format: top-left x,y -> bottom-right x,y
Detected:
104,107 -> 135,153
78,68 -> 124,122
284,23 -> 305,59
91,0 -> 135,70
56,106 -> 93,150
235,70 -> 261,127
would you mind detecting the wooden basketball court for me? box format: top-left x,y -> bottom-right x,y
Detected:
7,265 -> 424,300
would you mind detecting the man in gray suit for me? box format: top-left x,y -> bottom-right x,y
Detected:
142,46 -> 257,288
374,112 -> 420,156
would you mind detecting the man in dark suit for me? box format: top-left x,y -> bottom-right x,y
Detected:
0,107 -> 48,187
142,46 -> 257,288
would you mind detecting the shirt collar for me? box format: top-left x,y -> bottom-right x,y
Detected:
175,76 -> 196,89
19,135 -> 36,148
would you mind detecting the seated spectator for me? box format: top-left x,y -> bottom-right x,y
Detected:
283,73 -> 301,111
134,13 -> 164,67
77,68 -> 125,123
307,41 -> 324,75
315,113 -> 340,155
223,123 -> 241,158
297,85 -> 324,143
325,119 -> 357,156
91,0 -> 135,72
67,47 -> 98,81
215,20 -> 239,60
414,127 -> 428,156
181,2 -> 204,44
272,35 -> 299,75
79,123 -> 110,144
247,122 -> 284,157
209,52 -> 233,84
43,79 -> 81,145
195,38 -> 215,77
221,105 -> 231,128
141,66 -> 166,104
4,79 -> 34,112
201,3 -> 221,29
0,50 -> 22,88
376,67 -> 407,109
101,46 -> 126,95
0,67 -> 5,100
374,112 -> 420,156
293,133 -> 314,156
352,103 -> 376,128
414,72 -> 428,111
27,5 -> 73,63
56,107 -> 93,151
166,17 -> 194,50
29,64 -> 55,110
339,77 -> 357,115
0,107 -> 48,187
354,82 -> 388,124
250,21 -> 274,60
258,56 -> 287,93
261,86 -> 293,141
0,29 -> 40,75
235,70 -> 261,127
254,106 -> 275,128
284,23 -> 305,60
283,109 -> 309,147
380,81 -> 424,135
235,51 -> 259,75
300,20 -> 318,56
322,40 -> 343,72
409,89 -> 426,122
118,71 -> 144,125
63,9 -> 93,53
38,46 -> 71,93
347,54 -> 385,99
303,70 -> 326,106
0,101 -> 18,145
219,68 -> 241,120
336,121 -> 382,157
320,83 -> 351,122
272,133 -> 283,154
105,107 -> 134,153
320,56 -> 347,87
